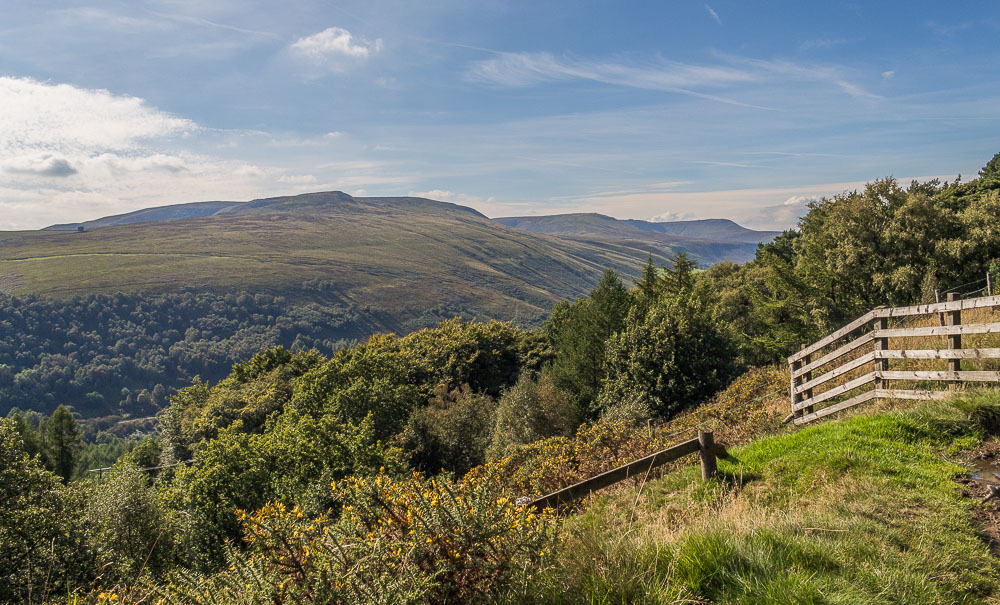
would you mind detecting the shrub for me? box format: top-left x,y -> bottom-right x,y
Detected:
402,384 -> 497,475
84,462 -> 174,583
160,472 -> 558,604
488,372 -> 579,460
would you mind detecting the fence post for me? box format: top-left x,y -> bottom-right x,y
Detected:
699,429 -> 717,480
790,349 -> 803,418
874,316 -> 888,392
947,292 -> 961,388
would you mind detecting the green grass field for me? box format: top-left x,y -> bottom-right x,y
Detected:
510,390 -> 1000,604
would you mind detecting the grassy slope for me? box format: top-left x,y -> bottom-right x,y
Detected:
0,193 -> 678,329
519,391 -> 1000,604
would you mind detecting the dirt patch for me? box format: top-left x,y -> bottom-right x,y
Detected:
956,438 -> 1000,555
0,274 -> 23,294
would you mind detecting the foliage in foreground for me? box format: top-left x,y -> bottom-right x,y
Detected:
520,391 -> 1000,603
470,365 -> 787,499
154,472 -> 557,604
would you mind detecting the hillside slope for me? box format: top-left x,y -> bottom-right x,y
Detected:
1,192 -> 675,328
519,391 -> 1000,603
43,201 -> 241,231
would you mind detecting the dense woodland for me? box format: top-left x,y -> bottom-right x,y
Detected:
3,154 -> 1000,603
0,285 -> 389,418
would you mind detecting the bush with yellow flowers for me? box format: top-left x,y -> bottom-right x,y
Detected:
158,471 -> 557,604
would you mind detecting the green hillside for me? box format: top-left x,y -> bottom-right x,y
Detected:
1,192 -> 673,322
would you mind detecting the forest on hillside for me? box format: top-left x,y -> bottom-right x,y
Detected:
0,285 -> 403,418
2,154 -> 1000,603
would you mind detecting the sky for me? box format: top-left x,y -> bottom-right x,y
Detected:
1,1 -> 999,231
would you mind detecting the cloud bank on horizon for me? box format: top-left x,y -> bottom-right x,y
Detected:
0,1 -> 996,231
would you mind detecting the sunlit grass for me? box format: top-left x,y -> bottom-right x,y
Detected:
508,390 -> 1000,604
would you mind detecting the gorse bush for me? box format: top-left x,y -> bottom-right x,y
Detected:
159,471 -> 558,604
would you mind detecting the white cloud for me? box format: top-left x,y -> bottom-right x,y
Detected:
649,210 -> 694,222
278,174 -> 318,184
704,4 -> 722,25
882,70 -> 896,79
800,37 -> 849,51
409,189 -> 496,205
1,153 -> 77,177
0,76 -> 195,157
782,194 -> 821,206
290,27 -> 382,66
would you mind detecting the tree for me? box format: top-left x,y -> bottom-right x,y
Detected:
547,270 -> 632,415
45,405 -> 82,481
633,254 -> 663,311
0,420 -> 92,601
488,371 -> 578,459
663,252 -> 697,294
402,385 -> 497,475
598,295 -> 739,421
85,462 -> 174,582
979,152 -> 1000,179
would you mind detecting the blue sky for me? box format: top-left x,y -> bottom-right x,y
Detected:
1,0 -> 998,230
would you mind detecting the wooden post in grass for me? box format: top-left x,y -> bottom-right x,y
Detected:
874,316 -> 888,391
791,344 -> 805,418
801,350 -> 814,415
947,292 -> 961,389
699,429 -> 717,480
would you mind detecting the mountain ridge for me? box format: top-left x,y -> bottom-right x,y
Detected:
495,213 -> 779,244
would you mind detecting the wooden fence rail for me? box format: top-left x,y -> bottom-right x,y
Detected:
788,293 -> 1000,425
525,429 -> 722,509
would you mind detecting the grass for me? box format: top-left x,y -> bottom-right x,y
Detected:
506,390 -> 1000,604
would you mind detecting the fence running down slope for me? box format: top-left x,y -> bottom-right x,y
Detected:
788,293 -> 1000,425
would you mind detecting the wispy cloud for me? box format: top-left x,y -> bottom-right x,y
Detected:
467,51 -> 882,106
466,52 -> 773,109
689,160 -> 764,168
409,189 -> 496,205
704,4 -> 722,25
800,37 -> 849,51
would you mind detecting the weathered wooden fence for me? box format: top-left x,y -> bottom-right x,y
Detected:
788,293 -> 1000,425
526,429 -> 722,509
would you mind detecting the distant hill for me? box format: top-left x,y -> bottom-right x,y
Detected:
2,192 -> 679,330
45,201 -> 241,230
0,192 -> 778,417
496,213 -> 779,246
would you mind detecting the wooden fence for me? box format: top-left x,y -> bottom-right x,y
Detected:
526,429 -> 722,509
788,293 -> 1000,425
